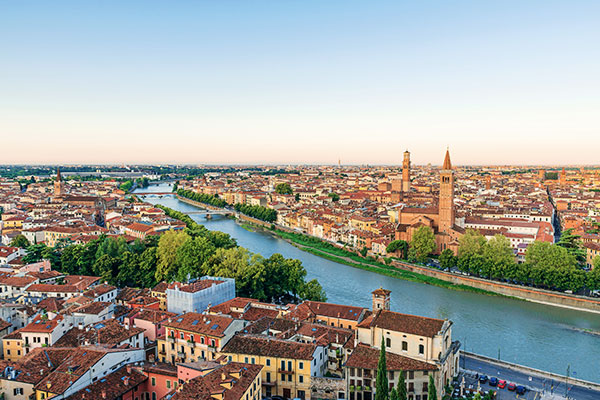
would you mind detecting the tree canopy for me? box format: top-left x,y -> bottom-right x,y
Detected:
409,226 -> 436,262
275,183 -> 293,195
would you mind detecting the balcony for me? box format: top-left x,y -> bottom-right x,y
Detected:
166,336 -> 175,343
207,345 -> 217,352
177,351 -> 186,358
278,369 -> 294,374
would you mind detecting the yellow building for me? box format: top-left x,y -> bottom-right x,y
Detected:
2,329 -> 24,361
221,334 -> 326,400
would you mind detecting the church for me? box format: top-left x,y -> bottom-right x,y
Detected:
393,149 -> 464,254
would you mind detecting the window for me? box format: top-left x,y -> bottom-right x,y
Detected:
201,337 -> 205,344
288,361 -> 292,371
422,382 -> 428,392
281,360 -> 285,370
190,335 -> 194,342
299,375 -> 304,383
167,380 -> 171,389
408,371 -> 414,380
389,371 -> 394,380
245,357 -> 249,363
151,377 -> 156,386
386,338 -> 391,347
266,372 -> 271,383
180,332 -> 184,339
350,368 -> 355,376
266,359 -> 271,366
339,392 -> 345,399
281,374 -> 285,381
288,374 -> 292,382
419,345 -> 424,355
402,341 -> 408,351
299,361 -> 304,370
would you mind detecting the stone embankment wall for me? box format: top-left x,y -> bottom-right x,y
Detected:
393,261 -> 600,314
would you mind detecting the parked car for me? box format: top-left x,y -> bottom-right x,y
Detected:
498,380 -> 506,389
507,383 -> 516,391
516,385 -> 526,395
479,375 -> 489,384
489,377 -> 499,386
271,396 -> 287,400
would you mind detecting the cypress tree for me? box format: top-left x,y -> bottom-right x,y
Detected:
375,336 -> 389,400
390,388 -> 399,400
397,370 -> 407,400
428,375 -> 437,400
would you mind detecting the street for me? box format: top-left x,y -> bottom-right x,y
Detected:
461,354 -> 600,400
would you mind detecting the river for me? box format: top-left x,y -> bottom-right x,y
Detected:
136,184 -> 600,383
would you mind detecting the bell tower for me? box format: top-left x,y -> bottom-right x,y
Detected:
402,150 -> 411,192
372,288 -> 391,312
439,149 -> 455,233
54,167 -> 65,197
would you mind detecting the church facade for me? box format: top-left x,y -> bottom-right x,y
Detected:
394,149 -> 463,254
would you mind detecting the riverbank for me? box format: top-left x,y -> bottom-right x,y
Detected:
243,222 -> 500,297
174,192 -> 600,314
253,222 -> 600,314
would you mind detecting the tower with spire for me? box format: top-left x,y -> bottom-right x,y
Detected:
54,167 -> 65,197
402,150 -> 411,192
438,149 -> 455,233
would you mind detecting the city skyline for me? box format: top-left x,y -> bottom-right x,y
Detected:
2,1 -> 599,165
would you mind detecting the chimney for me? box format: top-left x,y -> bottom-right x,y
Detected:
126,365 -> 132,374
102,390 -> 107,399
78,323 -> 83,330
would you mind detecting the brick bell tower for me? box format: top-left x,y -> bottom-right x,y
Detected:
402,150 -> 411,192
438,149 -> 455,233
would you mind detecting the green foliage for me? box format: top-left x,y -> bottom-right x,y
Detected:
390,388 -> 400,400
428,375 -> 437,400
120,180 -> 134,192
386,240 -> 409,259
360,247 -> 368,257
556,228 -> 586,264
177,188 -> 227,208
10,235 -> 30,248
328,192 -> 340,202
439,249 -> 457,270
397,370 -> 407,400
375,336 -> 388,400
409,226 -> 436,262
275,183 -> 293,195
234,204 -> 277,223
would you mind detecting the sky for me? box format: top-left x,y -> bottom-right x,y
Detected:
1,1 -> 599,166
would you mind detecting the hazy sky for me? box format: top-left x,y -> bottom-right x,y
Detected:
1,1 -> 599,165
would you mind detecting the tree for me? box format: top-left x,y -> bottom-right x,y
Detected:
387,240 -> 409,259
397,370 -> 407,400
275,183 -> 293,195
428,375 -> 437,400
439,249 -> 456,270
360,247 -> 368,257
300,279 -> 327,301
328,192 -> 340,202
409,226 -> 436,262
155,230 -> 189,282
390,388 -> 399,400
375,336 -> 388,400
175,236 -> 215,282
10,235 -> 30,248
458,229 -> 486,258
294,193 -> 300,202
556,228 -> 586,264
